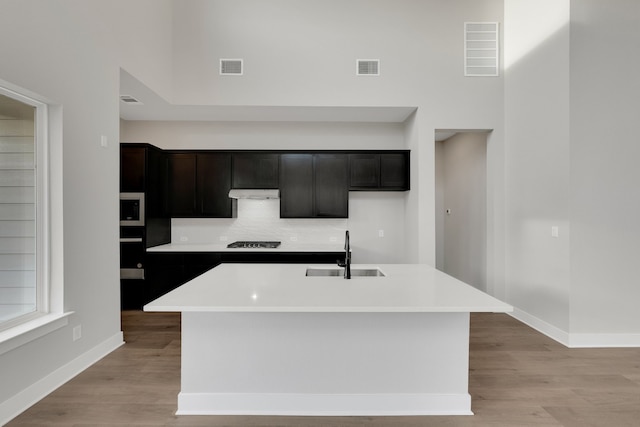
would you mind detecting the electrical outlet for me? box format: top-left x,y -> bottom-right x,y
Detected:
219,236 -> 228,242
180,235 -> 188,242
290,236 -> 298,242
378,229 -> 384,238
329,236 -> 337,242
73,325 -> 82,341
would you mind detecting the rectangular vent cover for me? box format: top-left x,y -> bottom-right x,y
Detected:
464,22 -> 499,76
220,59 -> 243,75
119,95 -> 143,104
357,59 -> 380,76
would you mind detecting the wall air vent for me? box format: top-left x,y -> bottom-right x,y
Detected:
464,22 -> 499,76
119,95 -> 143,104
357,59 -> 380,76
220,59 -> 243,75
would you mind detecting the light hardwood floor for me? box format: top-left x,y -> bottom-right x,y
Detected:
7,311 -> 640,426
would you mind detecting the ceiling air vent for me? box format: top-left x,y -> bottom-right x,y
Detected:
464,22 -> 499,76
119,95 -> 143,105
220,59 -> 243,75
357,59 -> 380,76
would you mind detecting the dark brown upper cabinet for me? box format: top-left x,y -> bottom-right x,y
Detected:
314,154 -> 348,217
197,153 -> 234,217
167,153 -> 198,217
279,154 -> 314,218
120,145 -> 146,192
167,152 -> 234,218
380,152 -> 409,190
349,151 -> 409,191
232,152 -> 279,189
349,153 -> 380,189
280,153 -> 348,218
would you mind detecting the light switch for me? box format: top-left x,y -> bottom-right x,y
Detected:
551,226 -> 559,238
378,229 -> 384,237
100,135 -> 108,148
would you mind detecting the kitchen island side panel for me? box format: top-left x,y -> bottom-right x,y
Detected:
179,311 -> 472,415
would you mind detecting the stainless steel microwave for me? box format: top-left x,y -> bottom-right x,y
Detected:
120,193 -> 145,226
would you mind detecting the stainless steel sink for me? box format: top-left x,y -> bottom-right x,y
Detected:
305,268 -> 386,277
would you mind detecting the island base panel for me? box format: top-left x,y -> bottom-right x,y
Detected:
179,312 -> 472,416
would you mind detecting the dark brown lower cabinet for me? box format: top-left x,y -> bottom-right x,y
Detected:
129,251 -> 344,309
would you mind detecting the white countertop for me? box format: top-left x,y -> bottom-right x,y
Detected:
147,242 -> 345,253
144,263 -> 513,313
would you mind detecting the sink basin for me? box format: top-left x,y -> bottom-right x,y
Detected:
305,268 -> 386,277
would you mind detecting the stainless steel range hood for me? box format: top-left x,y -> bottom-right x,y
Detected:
228,189 -> 280,200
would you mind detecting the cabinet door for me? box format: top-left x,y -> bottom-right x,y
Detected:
145,147 -> 168,218
380,153 -> 409,190
232,153 -> 279,188
349,153 -> 380,189
280,154 -> 313,218
120,145 -> 145,191
168,153 -> 197,216
197,153 -> 233,217
145,253 -> 185,303
314,154 -> 348,218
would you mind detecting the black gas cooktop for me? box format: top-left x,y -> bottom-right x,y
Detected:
226,241 -> 281,249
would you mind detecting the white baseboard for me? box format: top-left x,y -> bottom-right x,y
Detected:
176,392 -> 473,416
509,308 -> 640,348
568,333 -> 640,348
509,307 -> 570,346
0,331 -> 124,425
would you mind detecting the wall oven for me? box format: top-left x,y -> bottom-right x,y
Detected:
120,233 -> 145,279
120,193 -> 145,280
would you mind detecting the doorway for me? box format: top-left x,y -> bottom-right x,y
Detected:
435,130 -> 489,291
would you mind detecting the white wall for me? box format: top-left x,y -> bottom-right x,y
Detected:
504,0 -> 640,345
569,0 -> 640,338
171,0 -> 504,108
436,133 -> 488,291
0,0 -> 173,422
504,0 -> 571,333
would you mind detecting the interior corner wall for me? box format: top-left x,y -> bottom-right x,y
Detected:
0,1 -> 173,423
569,0 -> 640,336
503,0 -> 571,333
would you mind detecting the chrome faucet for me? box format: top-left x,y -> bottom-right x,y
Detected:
337,230 -> 351,279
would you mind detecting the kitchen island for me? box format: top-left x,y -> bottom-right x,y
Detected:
144,263 -> 512,416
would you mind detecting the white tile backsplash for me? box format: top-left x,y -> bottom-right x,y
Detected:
172,199 -> 347,244
171,193 -> 407,264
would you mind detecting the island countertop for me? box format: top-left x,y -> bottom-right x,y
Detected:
143,263 -> 513,313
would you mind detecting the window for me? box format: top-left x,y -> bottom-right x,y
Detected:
0,87 -> 48,331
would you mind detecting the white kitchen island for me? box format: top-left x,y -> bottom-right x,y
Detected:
144,263 -> 512,416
